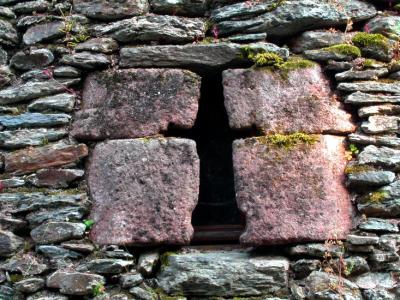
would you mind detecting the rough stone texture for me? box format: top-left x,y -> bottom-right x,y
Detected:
358,145 -> 400,169
359,104 -> 400,118
71,68 -> 200,140
12,0 -> 49,14
37,245 -> 82,259
348,133 -> 400,148
23,21 -> 65,45
88,138 -> 199,246
335,68 -> 388,81
338,81 -> 400,94
0,128 -> 67,149
232,135 -> 352,245
211,0 -> 376,37
137,251 -> 159,276
95,15 -> 205,43
365,15 -> 400,38
3,142 -> 88,175
359,218 -> 399,233
75,37 -> 119,54
31,222 -> 86,244
361,115 -> 400,134
0,112 -> 71,129
28,93 -> 75,112
53,66 -> 81,78
119,42 -> 289,70
345,92 -> 400,105
26,168 -> 84,188
47,271 -> 105,295
10,49 -> 54,71
73,0 -> 149,20
60,52 -> 110,70
304,48 -> 360,62
0,230 -> 23,257
0,19 -> 18,46
150,0 -> 207,16
76,259 -> 134,274
157,250 -> 289,298
223,66 -> 355,134
14,277 -> 45,293
347,170 -> 396,187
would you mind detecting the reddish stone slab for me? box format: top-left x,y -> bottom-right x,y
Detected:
71,69 -> 200,140
232,135 -> 353,246
223,66 -> 355,134
88,138 -> 199,246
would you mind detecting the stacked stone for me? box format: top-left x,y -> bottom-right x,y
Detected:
0,0 -> 399,299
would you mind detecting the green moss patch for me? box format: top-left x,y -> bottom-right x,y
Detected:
256,132 -> 319,150
253,52 -> 284,67
367,190 -> 389,203
322,44 -> 361,58
352,32 -> 390,51
344,165 -> 374,175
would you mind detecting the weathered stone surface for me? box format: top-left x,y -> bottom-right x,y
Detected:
335,68 -> 388,81
120,272 -> 143,289
21,69 -> 53,82
347,234 -> 379,245
358,145 -> 400,169
304,271 -> 362,300
347,170 -> 396,187
349,133 -> 400,148
0,112 -> 70,129
0,79 -> 76,105
26,169 -> 84,188
232,135 -> 352,245
226,32 -> 267,43
345,91 -> 400,105
88,138 -> 199,246
361,115 -> 399,134
129,285 -> 156,300
211,0 -> 376,37
47,271 -> 105,295
291,259 -> 320,279
157,250 -> 289,298
0,6 -> 15,19
10,49 -> 54,71
0,47 -> 7,65
0,177 -> 25,188
358,199 -> 400,218
0,128 -> 67,149
0,256 -> 48,275
150,0 -> 207,16
287,243 -> 344,258
12,0 -> 48,14
75,37 -> 118,54
26,291 -> 68,300
354,272 -> 398,290
338,81 -> 400,94
61,240 -> 95,253
26,206 -> 88,226
363,289 -> 396,300
138,251 -> 159,276
365,15 -> 400,38
119,42 -> 289,70
14,277 -> 45,293
53,66 -> 81,78
304,48 -> 359,61
23,21 -> 64,45
28,93 -> 75,112
73,0 -> 148,20
77,259 -> 134,274
4,142 -> 88,175
223,66 -> 354,134
60,52 -> 110,70
359,104 -> 400,118
72,68 -> 200,140
0,66 -> 13,88
95,15 -> 204,43
0,19 -> 18,46
359,218 -> 399,233
290,30 -> 354,53
31,222 -> 86,244
0,230 -> 23,257
37,245 -> 82,259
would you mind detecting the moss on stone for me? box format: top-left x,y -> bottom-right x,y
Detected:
344,165 -> 374,175
9,273 -> 24,283
367,190 -> 389,203
352,32 -> 390,51
363,58 -> 379,68
160,251 -> 177,268
253,52 -> 284,67
256,132 -> 319,150
322,44 -> 362,58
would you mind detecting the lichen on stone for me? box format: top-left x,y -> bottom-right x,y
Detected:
344,164 -> 374,175
367,190 -> 389,203
322,44 -> 362,58
352,32 -> 390,51
256,132 -> 319,150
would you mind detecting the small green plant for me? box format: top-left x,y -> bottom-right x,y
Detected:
352,32 -> 390,51
83,219 -> 95,230
344,260 -> 355,276
253,52 -> 284,67
40,137 -> 49,146
59,9 -> 90,48
256,132 -> 319,150
322,44 -> 361,58
348,144 -> 359,156
92,282 -> 105,297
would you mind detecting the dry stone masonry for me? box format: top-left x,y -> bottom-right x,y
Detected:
0,0 -> 399,299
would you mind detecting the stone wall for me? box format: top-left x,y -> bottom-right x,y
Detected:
0,0 -> 399,299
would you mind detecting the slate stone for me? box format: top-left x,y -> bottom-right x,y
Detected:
354,272 -> 398,290
338,81 -> 400,94
46,271 -> 105,296
37,245 -> 82,259
26,169 -> 84,188
357,145 -> 400,169
119,42 -> 289,70
157,250 -> 289,298
365,15 -> 400,38
291,259 -> 320,279
359,218 -> 399,233
120,272 -> 143,289
10,49 -> 54,71
26,206 -> 88,226
211,0 -> 376,37
14,277 -> 45,293
61,240 -> 94,253
0,6 -> 15,19
28,93 -> 75,112
88,138 -> 199,246
4,142 -> 88,175
0,106 -> 17,114
345,91 -> 400,105
359,104 -> 400,118
232,135 -> 352,245
334,256 -> 370,276
0,128 -> 67,149
358,199 -> 400,218
23,21 -> 65,45
0,47 -> 7,65
129,285 -> 156,300
60,52 -> 110,70
0,113 -> 70,129
0,230 -> 23,257
0,66 -> 13,88
304,48 -> 359,61
363,289 -> 396,300
347,170 -> 396,187
77,259 -> 134,274
75,37 -> 118,54
31,222 -> 86,244
0,177 -> 25,188
26,291 -> 68,300
347,234 -> 379,245
290,30 -> 354,53
355,41 -> 394,63
223,66 -> 355,134
73,0 -> 149,20
53,66 -> 81,78
0,79 -> 76,105
0,256 -> 48,275
71,68 -> 200,140
361,115 -> 399,134
137,251 -> 159,276
21,69 -> 53,82
150,0 -> 207,16
0,19 -> 18,46
12,0 -> 48,14
287,243 -> 344,258
335,68 -> 388,81
226,32 -> 267,43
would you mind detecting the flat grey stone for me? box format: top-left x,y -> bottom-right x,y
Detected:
0,47 -> 7,65
0,106 -> 18,114
291,259 -> 320,279
290,30 -> 354,53
150,0 -> 207,16
226,32 -> 267,43
0,230 -> 23,257
53,66 -> 81,78
26,206 -> 88,226
12,0 -> 48,14
47,271 -> 105,296
0,113 -> 71,129
354,272 -> 398,290
347,170 -> 396,187
347,234 -> 379,245
77,259 -> 134,274
363,289 -> 396,300
349,133 -> 400,148
365,15 -> 400,38
358,145 -> 400,169
358,199 -> 400,218
14,278 -> 45,293
157,250 -> 289,298
0,19 -> 18,46
338,81 -> 400,94
361,115 -> 399,134
60,52 -> 110,70
287,243 -> 344,258
26,291 -> 68,300
359,218 -> 399,233
0,177 -> 25,188
0,256 -> 48,275
30,222 -> 86,244
0,6 -> 16,19
120,272 -> 143,289
359,104 -> 400,118
335,68 -> 388,81
37,245 -> 82,259
26,168 -> 84,188
23,21 -> 65,45
28,93 -> 75,112
137,251 -> 159,276
0,128 -> 67,149
304,48 -> 359,61
10,49 -> 54,71
345,91 -> 400,105
21,69 -> 53,82
75,37 -> 118,53
0,66 -> 13,88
